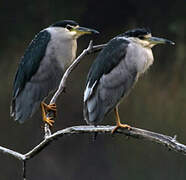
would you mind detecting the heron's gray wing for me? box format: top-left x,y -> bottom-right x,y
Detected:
84,37 -> 129,101
84,37 -> 137,125
13,58 -> 63,123
10,30 -> 61,123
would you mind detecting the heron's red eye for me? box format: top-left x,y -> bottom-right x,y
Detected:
66,25 -> 73,30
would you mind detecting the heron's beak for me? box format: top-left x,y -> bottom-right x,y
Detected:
148,37 -> 175,45
73,26 -> 99,35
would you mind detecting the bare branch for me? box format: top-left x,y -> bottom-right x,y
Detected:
1,125 -> 186,163
0,145 -> 25,160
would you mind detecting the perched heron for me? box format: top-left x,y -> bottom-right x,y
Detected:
11,20 -> 99,126
83,28 -> 174,133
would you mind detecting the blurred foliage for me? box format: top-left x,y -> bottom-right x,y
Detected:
0,0 -> 186,179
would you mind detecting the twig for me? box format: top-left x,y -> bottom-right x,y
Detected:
50,41 -> 106,104
0,145 -> 25,160
1,125 -> 186,162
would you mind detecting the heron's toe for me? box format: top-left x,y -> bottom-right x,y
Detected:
111,124 -> 131,134
46,103 -> 57,112
43,116 -> 55,127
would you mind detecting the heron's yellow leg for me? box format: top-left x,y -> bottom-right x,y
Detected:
111,106 -> 131,134
41,102 -> 56,126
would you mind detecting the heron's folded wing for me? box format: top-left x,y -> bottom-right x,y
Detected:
11,30 -> 52,122
84,37 -> 130,102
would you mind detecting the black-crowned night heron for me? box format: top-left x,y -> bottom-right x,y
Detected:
83,28 -> 174,133
11,20 -> 99,126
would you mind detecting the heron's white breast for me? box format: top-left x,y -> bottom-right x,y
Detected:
126,42 -> 154,76
45,27 -> 77,71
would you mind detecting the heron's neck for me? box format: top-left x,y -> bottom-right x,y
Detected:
137,46 -> 154,75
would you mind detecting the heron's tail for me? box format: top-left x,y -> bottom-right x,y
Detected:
10,96 -> 39,124
83,95 -> 105,126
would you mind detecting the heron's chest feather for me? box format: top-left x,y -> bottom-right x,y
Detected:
136,47 -> 154,75
51,39 -> 77,70
142,48 -> 153,72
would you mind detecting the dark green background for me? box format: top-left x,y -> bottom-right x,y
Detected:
0,0 -> 186,179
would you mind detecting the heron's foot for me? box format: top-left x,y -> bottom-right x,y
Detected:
43,103 -> 57,118
112,123 -> 131,134
41,102 -> 57,127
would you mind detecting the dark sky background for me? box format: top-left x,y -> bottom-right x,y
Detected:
0,0 -> 186,179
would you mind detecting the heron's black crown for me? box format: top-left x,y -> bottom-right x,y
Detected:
124,28 -> 151,38
50,20 -> 78,28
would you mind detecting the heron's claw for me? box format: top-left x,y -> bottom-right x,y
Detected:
43,116 -> 55,127
111,124 -> 131,134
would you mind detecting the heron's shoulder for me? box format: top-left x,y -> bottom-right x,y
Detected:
20,30 -> 51,68
22,30 -> 51,60
109,36 -> 130,47
30,30 -> 51,47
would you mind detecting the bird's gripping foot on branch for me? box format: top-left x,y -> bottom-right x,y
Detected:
41,102 -> 57,126
112,106 -> 131,134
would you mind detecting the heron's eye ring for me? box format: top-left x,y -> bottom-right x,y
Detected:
66,25 -> 73,30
